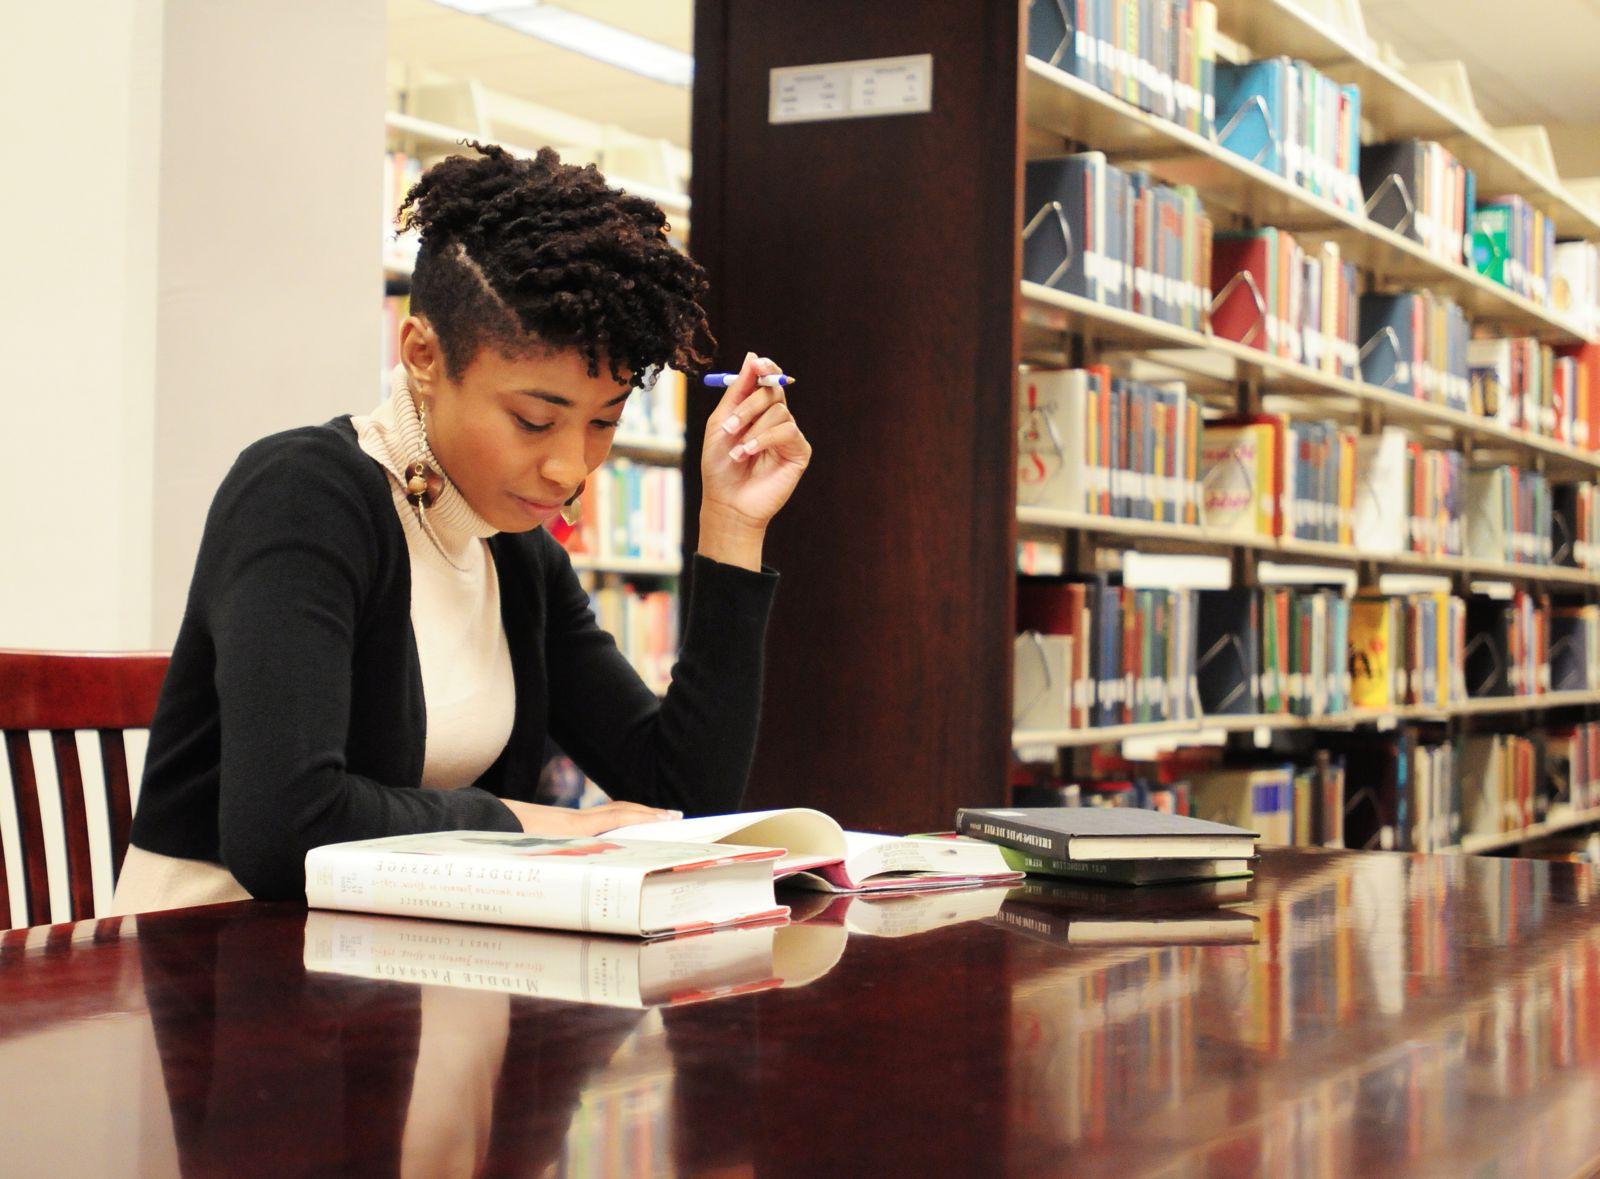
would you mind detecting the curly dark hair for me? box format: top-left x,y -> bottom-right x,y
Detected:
396,141 -> 713,386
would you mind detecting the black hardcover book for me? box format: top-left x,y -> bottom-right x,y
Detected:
1551,484 -> 1579,567
1194,588 -> 1260,715
1549,610 -> 1589,693
1464,597 -> 1512,698
1024,156 -> 1095,297
1360,140 -> 1426,245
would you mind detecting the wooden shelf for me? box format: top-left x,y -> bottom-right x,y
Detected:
1017,504 -> 1600,586
567,554 -> 682,577
1022,282 -> 1600,479
1454,806 -> 1600,854
1207,0 -> 1600,242
1021,60 -> 1594,344
1013,693 -> 1600,752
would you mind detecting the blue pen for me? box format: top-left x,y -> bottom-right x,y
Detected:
703,372 -> 795,388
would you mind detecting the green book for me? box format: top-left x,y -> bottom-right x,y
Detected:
992,842 -> 1254,886
1473,206 -> 1511,286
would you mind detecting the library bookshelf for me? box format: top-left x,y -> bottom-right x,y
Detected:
690,0 -> 1600,850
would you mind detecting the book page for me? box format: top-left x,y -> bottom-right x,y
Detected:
839,832 -> 1016,885
606,809 -> 846,873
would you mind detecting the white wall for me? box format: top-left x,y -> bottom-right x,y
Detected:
151,0 -> 387,645
2,1 -> 164,650
0,0 -> 385,652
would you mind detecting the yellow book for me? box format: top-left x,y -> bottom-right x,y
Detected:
1349,595 -> 1392,708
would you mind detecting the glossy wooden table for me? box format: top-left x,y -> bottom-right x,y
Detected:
7,847 -> 1600,1178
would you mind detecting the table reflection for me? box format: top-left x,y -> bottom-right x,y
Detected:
6,850 -> 1600,1177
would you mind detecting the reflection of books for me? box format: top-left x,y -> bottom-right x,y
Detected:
991,844 -> 1254,886
989,885 -> 1258,946
607,809 -> 1021,892
1006,874 -> 1256,911
302,911 -> 825,1009
304,832 -> 786,937
792,886 -> 1012,938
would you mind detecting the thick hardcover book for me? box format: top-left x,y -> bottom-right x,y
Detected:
1214,57 -> 1286,176
1211,231 -> 1275,350
608,809 -> 1022,893
303,833 -> 788,937
1359,293 -> 1419,395
1195,587 -> 1260,714
954,806 -> 1257,861
991,843 -> 1254,884
303,910 -> 805,1008
1023,154 -> 1100,298
1464,596 -> 1512,698
1361,140 -> 1426,245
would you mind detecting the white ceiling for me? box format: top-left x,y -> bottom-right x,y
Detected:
387,0 -> 693,148
387,0 -> 1600,170
1363,0 -> 1600,125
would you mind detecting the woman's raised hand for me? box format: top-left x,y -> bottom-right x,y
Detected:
700,351 -> 812,532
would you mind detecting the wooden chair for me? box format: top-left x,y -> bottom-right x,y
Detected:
0,650 -> 169,928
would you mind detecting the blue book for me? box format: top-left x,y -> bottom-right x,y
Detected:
1214,58 -> 1286,176
1359,293 -> 1417,395
1023,155 -> 1096,298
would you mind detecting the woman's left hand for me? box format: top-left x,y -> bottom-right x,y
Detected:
700,351 -> 812,530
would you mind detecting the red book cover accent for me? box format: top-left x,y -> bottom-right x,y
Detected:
1210,235 -> 1272,349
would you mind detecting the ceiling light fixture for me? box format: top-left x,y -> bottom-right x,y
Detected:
429,1 -> 694,88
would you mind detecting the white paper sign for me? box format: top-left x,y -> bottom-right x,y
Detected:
769,54 -> 933,125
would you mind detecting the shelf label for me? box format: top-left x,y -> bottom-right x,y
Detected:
769,55 -> 933,125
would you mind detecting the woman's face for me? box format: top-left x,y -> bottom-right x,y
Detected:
400,318 -> 632,534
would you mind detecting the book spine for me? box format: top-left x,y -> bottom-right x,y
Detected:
956,812 -> 1073,860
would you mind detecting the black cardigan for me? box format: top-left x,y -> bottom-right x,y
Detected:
128,417 -> 779,900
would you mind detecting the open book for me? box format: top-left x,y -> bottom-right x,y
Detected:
303,910 -> 838,1008
602,809 -> 1023,893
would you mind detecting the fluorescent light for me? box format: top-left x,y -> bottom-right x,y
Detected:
432,0 -> 538,14
430,1 -> 694,88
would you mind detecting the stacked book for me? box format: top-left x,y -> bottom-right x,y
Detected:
954,806 -> 1258,886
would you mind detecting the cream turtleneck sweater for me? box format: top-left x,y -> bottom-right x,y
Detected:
110,368 -> 516,915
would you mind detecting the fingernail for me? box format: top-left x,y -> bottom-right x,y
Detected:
721,415 -> 741,435
729,443 -> 746,460
667,809 -> 683,820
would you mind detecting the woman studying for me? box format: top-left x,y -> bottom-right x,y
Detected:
112,144 -> 811,913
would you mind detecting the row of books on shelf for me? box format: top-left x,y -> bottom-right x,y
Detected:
1025,155 -> 1212,330
1027,0 -> 1220,139
1023,14 -> 1600,327
561,459 -> 684,564
582,580 -> 678,692
1212,228 -> 1362,379
1019,369 -> 1600,568
1015,718 -> 1600,854
1014,576 -> 1600,731
1016,580 -> 1204,729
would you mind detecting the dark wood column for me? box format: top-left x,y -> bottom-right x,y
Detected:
688,1 -> 1024,830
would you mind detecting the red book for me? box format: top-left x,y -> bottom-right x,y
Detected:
1210,234 -> 1273,350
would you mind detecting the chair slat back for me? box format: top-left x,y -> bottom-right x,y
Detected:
0,651 -> 169,928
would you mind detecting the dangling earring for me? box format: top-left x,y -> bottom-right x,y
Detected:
406,398 -> 436,507
560,479 -> 586,526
